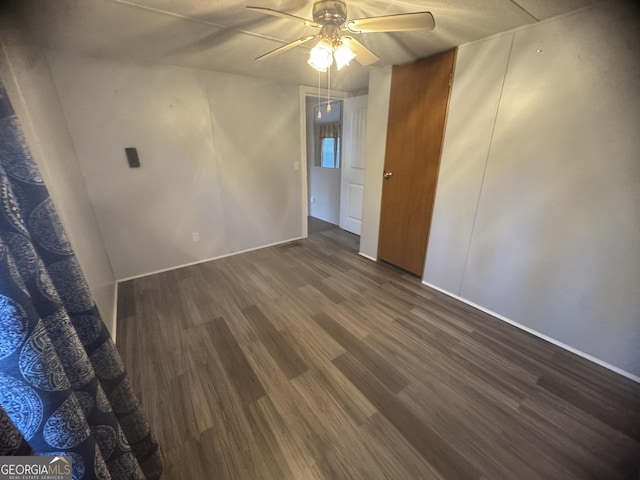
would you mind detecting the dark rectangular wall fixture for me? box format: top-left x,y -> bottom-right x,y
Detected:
125,147 -> 141,168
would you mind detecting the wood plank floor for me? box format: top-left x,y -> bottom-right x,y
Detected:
116,228 -> 640,480
307,216 -> 338,235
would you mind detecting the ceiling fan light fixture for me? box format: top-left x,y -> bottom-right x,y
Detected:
250,2 -> 435,70
334,42 -> 356,70
308,38 -> 334,72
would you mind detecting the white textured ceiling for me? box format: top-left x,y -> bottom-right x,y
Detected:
15,0 -> 602,91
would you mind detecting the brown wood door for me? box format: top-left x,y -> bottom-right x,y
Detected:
377,49 -> 456,276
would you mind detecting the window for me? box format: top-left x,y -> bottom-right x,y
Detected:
312,99 -> 342,169
320,137 -> 340,168
314,117 -> 342,169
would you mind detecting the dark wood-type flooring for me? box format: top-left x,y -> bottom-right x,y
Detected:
117,228 -> 640,480
307,216 -> 337,235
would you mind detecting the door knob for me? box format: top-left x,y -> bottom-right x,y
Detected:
383,171 -> 393,179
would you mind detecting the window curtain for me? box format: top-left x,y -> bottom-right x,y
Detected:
314,121 -> 341,166
0,81 -> 162,478
1,405 -> 32,455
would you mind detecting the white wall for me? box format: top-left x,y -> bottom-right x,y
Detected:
306,96 -> 342,225
425,1 -> 640,378
46,53 -> 303,279
359,66 -> 391,260
0,14 -> 117,335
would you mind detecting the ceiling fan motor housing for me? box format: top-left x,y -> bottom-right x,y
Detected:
312,0 -> 348,27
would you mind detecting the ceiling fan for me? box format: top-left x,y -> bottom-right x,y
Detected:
246,1 -> 435,72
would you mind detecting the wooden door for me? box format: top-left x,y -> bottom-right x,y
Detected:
377,50 -> 456,276
340,95 -> 368,235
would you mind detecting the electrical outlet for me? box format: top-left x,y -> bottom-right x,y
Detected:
192,232 -> 200,242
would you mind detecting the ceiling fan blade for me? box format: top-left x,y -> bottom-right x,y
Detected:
340,37 -> 380,66
246,6 -> 321,28
346,11 -> 435,33
255,35 -> 317,61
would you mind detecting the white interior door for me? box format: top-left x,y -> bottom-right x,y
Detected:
340,95 -> 368,235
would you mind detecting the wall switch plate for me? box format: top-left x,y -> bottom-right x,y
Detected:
310,196 -> 315,203
294,161 -> 300,171
125,147 -> 141,168
192,232 -> 200,242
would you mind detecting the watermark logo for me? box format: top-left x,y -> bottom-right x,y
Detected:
0,456 -> 72,480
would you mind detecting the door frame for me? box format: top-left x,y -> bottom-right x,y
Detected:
299,85 -> 351,238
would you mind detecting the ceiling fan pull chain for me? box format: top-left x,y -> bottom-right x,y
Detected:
327,65 -> 332,112
317,69 -> 322,119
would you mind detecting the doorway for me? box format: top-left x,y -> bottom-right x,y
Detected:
306,96 -> 343,226
300,88 -> 368,241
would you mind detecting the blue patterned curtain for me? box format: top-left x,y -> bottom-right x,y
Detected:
0,81 -> 162,479
0,406 -> 32,456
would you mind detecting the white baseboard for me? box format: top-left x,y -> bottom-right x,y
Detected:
117,237 -> 305,282
358,252 -> 377,262
422,280 -> 640,384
